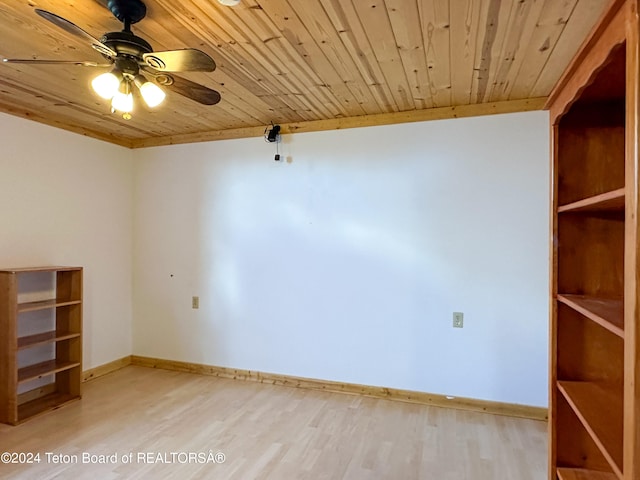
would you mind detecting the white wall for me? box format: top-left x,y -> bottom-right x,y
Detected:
0,113 -> 134,369
133,111 -> 550,407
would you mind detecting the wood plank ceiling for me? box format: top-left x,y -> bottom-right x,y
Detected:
0,0 -> 609,148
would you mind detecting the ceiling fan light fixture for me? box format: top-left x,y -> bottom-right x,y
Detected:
111,91 -> 133,113
91,71 -> 120,99
111,80 -> 133,114
140,82 -> 166,108
135,75 -> 166,108
218,0 -> 241,6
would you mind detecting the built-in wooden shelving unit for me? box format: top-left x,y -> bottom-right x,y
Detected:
0,266 -> 83,425
547,0 -> 639,479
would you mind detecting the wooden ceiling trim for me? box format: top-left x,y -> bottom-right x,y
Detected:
0,98 -> 129,143
0,63 -> 95,107
132,97 -> 546,149
133,124 -> 266,148
0,101 -> 135,148
418,0 -> 452,108
0,75 -> 154,139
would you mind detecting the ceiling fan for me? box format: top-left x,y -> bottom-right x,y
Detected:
2,0 -> 222,119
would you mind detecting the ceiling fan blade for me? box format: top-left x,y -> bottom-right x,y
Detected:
2,58 -> 110,67
153,73 -> 221,105
143,49 -> 216,72
35,9 -> 117,58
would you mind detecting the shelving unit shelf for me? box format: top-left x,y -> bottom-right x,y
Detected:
557,381 -> 623,477
547,1 -> 639,479
18,299 -> 81,313
17,331 -> 82,350
557,468 -> 618,480
556,295 -> 624,338
557,188 -> 625,213
18,360 -> 82,384
0,266 -> 83,425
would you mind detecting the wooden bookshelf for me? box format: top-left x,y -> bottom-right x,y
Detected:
0,266 -> 83,425
547,1 -> 639,479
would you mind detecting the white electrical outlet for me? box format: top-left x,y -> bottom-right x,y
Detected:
453,312 -> 464,328
192,296 -> 199,309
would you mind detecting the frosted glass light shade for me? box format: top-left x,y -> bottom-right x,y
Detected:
111,91 -> 133,113
139,81 -> 166,107
218,0 -> 240,5
91,72 -> 119,99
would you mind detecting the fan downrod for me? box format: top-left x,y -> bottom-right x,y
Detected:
107,0 -> 147,27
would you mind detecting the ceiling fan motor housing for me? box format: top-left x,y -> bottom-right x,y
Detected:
101,31 -> 152,57
113,56 -> 139,78
99,31 -> 169,72
107,0 -> 147,25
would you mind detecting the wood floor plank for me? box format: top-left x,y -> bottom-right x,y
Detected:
0,366 -> 547,479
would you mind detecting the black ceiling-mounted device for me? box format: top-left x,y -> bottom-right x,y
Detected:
264,123 -> 282,161
266,124 -> 281,143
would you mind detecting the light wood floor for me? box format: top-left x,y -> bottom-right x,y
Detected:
0,366 -> 547,479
